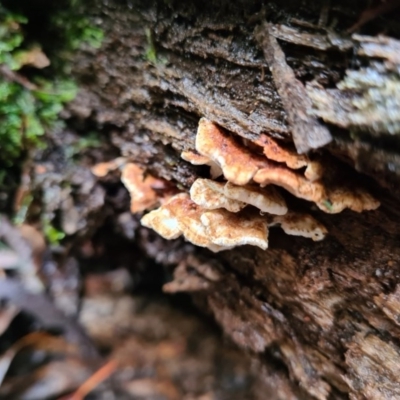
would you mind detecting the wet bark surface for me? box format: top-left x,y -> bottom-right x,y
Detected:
57,0 -> 400,398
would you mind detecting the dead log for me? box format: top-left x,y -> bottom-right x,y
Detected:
69,1 -> 400,398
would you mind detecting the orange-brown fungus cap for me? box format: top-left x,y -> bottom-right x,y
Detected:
187,118 -> 379,214
255,135 -> 323,181
141,194 -> 227,252
91,157 -> 126,177
224,182 -> 287,215
141,206 -> 181,240
190,179 -> 245,212
121,163 -> 165,213
200,209 -> 269,250
271,212 -> 328,241
254,165 -> 326,205
181,151 -> 210,165
181,150 -> 223,179
196,118 -> 269,185
254,166 -> 379,214
168,194 -> 222,250
322,187 -> 380,214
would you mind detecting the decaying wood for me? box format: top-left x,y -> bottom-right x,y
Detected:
255,22 -> 332,153
63,0 -> 400,398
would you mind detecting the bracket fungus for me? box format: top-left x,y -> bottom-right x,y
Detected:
140,190 -> 326,251
162,256 -> 222,293
185,118 -> 379,215
270,212 -> 328,241
253,166 -> 325,205
322,187 -> 380,214
92,159 -> 176,213
190,178 -> 287,215
141,194 -> 232,252
141,193 -> 268,252
181,150 -> 222,179
200,209 -> 269,250
190,179 -> 245,213
91,157 -> 127,178
253,166 -> 380,214
138,117 -> 379,252
254,134 -> 323,182
140,206 -> 181,240
121,163 -> 169,213
224,181 -> 287,215
195,118 -> 269,185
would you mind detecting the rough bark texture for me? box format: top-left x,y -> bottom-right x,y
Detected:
64,1 -> 400,399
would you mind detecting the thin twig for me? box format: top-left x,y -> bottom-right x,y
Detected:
64,359 -> 118,400
348,0 -> 400,33
0,65 -> 37,90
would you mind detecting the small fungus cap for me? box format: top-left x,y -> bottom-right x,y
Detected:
91,157 -> 126,177
255,135 -> 323,181
190,179 -> 246,213
200,209 -> 269,250
196,118 -> 269,185
224,182 -> 288,215
271,212 -> 328,241
320,187 -> 380,214
141,206 -> 181,240
141,194 -> 229,252
181,151 -> 223,179
254,165 -> 326,204
121,163 -> 164,213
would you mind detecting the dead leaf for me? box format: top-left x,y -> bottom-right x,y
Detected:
15,47 -> 50,69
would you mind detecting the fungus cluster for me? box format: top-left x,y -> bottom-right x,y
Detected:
141,193 -> 271,252
117,118 -> 379,252
191,119 -> 379,214
141,181 -> 328,252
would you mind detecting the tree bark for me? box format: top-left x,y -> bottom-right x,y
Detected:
68,1 -> 400,399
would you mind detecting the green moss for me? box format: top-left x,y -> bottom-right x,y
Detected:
144,27 -> 167,65
52,10 -> 103,51
0,78 -> 78,166
145,28 -> 157,63
0,10 -> 26,69
0,2 -> 103,242
0,3 -> 103,167
42,217 -> 66,245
